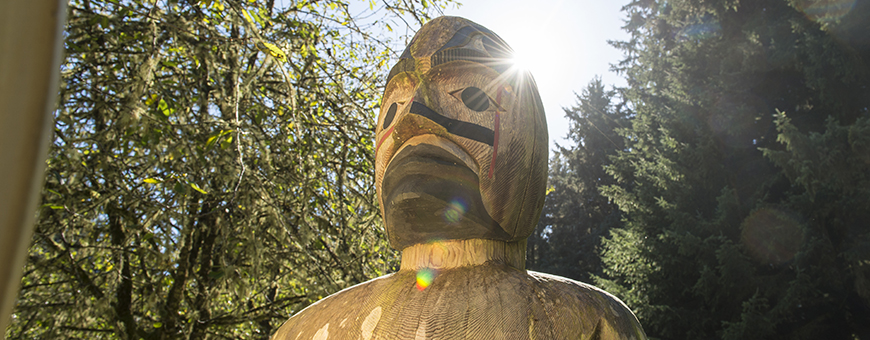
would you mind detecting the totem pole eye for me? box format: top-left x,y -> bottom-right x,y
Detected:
383,103 -> 398,129
460,87 -> 490,112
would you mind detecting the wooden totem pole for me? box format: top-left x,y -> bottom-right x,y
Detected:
272,16 -> 647,340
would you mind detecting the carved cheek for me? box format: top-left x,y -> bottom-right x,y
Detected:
375,77 -> 418,182
478,93 -> 538,227
375,103 -> 404,196
436,93 -> 493,170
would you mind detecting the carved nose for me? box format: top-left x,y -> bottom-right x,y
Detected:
389,98 -> 442,146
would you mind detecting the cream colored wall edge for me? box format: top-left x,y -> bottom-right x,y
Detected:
0,0 -> 67,338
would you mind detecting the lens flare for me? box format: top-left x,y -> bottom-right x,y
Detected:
415,268 -> 437,291
741,208 -> 804,265
798,0 -> 856,24
443,198 -> 468,223
678,16 -> 721,41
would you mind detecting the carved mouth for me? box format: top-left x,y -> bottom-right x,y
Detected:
382,138 -> 507,249
385,141 -> 478,184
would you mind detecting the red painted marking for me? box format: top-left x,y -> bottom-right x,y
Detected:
376,125 -> 396,152
376,99 -> 412,152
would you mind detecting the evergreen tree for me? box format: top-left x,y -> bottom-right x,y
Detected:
597,0 -> 870,338
528,78 -> 628,283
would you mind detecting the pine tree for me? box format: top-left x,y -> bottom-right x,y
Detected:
597,0 -> 870,338
528,78 -> 628,283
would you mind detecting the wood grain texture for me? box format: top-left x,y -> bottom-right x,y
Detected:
272,262 -> 646,340
375,17 -> 548,250
401,239 -> 526,271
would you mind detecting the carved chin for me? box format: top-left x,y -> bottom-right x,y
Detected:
382,142 -> 508,249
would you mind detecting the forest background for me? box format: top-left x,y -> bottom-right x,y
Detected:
5,0 -> 870,339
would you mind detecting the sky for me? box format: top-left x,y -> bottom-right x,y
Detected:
440,0 -> 630,152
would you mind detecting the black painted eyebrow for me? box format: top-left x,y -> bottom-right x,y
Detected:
409,101 -> 494,146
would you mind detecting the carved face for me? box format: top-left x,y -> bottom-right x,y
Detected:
376,16 -> 548,250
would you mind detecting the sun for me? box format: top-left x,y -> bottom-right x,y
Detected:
497,24 -> 550,80
509,48 -> 535,73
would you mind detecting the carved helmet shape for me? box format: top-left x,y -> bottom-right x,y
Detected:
376,16 -> 548,250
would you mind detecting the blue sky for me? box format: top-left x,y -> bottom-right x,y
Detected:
442,0 -> 629,152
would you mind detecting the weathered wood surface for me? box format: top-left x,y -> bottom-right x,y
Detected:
400,239 -> 527,270
271,263 -> 645,340
272,17 -> 648,340
374,16 -> 549,250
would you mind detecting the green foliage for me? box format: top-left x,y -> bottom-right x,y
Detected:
7,0 -> 454,339
593,0 -> 870,338
527,78 -> 628,282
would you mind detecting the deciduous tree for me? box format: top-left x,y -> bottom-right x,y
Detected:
7,0 -> 452,339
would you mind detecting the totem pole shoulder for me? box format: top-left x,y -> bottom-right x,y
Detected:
524,270 -> 647,340
272,264 -> 646,340
270,271 -> 410,340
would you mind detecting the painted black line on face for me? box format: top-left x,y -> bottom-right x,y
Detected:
409,101 -> 495,146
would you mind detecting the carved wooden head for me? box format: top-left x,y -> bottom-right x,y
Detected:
376,16 -> 548,250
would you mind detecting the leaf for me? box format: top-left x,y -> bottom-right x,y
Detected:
242,9 -> 254,24
143,178 -> 161,184
220,135 -> 233,149
206,135 -> 219,149
251,8 -> 266,26
173,182 -> 187,194
189,182 -> 208,194
157,98 -> 174,116
144,94 -> 159,106
256,41 -> 287,63
206,129 -> 233,149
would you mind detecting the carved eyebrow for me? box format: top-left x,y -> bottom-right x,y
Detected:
431,48 -> 490,69
409,101 -> 495,146
435,25 -> 507,53
386,25 -> 515,85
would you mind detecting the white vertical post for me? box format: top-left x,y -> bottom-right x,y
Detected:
0,0 -> 67,337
